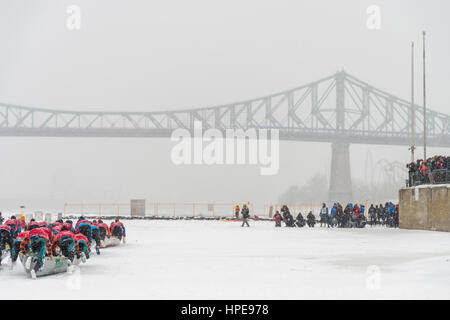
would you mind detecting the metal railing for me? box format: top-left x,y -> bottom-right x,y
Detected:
407,169 -> 450,187
63,202 -> 254,218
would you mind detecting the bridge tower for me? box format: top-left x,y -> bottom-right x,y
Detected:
329,71 -> 353,201
328,142 -> 353,201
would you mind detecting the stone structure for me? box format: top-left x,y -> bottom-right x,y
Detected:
329,142 -> 353,201
399,185 -> 450,232
131,199 -> 146,217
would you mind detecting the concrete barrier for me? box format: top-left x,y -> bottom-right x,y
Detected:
399,185 -> 450,232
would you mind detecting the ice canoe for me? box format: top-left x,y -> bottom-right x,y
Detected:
100,237 -> 121,248
19,253 -> 70,277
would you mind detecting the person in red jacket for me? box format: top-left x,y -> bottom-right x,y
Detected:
74,231 -> 90,263
4,217 -> 20,238
53,219 -> 64,226
20,227 -> 53,278
352,204 -> 363,228
51,224 -> 62,236
52,225 -> 77,263
52,220 -> 64,231
75,217 -> 92,242
11,230 -> 29,267
353,205 -> 362,218
41,226 -> 54,242
0,224 -> 13,266
110,218 -> 126,243
27,219 -> 40,230
64,220 -> 74,232
38,221 -> 48,228
96,219 -> 111,241
273,211 -> 282,227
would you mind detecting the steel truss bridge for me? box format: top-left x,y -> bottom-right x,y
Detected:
1,71 -> 449,200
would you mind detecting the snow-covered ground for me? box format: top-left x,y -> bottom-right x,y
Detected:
1,220 -> 450,299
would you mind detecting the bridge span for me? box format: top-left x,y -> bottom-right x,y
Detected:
1,71 -> 449,200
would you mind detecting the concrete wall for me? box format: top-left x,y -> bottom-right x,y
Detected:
130,199 -> 146,217
399,185 -> 450,232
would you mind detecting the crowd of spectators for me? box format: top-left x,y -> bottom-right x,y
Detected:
407,155 -> 450,186
273,202 -> 399,229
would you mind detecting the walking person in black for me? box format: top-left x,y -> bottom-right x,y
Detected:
241,204 -> 250,227
368,204 -> 377,227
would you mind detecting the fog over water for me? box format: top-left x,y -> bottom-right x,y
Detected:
0,0 -> 449,212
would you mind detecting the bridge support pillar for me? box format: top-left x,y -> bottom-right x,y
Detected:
328,142 -> 353,202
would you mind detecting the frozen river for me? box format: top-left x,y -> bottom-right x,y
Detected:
1,220 -> 450,299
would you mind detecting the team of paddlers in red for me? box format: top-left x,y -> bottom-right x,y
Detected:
0,215 -> 126,278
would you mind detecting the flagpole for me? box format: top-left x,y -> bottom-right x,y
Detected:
422,31 -> 427,160
410,41 -> 415,163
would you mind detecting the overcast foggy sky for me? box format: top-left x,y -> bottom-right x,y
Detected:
0,0 -> 449,211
